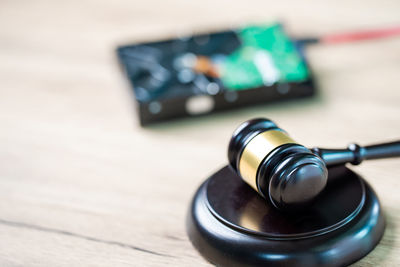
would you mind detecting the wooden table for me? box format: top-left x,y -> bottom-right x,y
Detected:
0,0 -> 399,266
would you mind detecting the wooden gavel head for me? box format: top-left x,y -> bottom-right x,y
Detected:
228,118 -> 328,210
228,118 -> 400,211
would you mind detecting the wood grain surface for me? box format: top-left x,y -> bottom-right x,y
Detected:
0,0 -> 399,266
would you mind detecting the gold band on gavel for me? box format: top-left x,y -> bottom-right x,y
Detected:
238,130 -> 297,192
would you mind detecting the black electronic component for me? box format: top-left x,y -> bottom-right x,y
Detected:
117,24 -> 315,125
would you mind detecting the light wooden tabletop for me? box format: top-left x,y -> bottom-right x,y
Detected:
1,0 -> 399,266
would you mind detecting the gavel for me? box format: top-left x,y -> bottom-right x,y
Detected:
228,118 -> 400,211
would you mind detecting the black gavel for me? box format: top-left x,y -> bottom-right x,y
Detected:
228,118 -> 400,211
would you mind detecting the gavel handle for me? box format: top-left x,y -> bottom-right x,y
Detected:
311,141 -> 400,167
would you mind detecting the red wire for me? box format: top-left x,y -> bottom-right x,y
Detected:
321,26 -> 400,44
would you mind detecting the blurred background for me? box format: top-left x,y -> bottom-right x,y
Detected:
0,0 -> 399,266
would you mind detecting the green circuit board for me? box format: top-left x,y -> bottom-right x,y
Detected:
219,24 -> 309,90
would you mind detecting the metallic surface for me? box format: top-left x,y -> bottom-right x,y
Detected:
238,130 -> 296,191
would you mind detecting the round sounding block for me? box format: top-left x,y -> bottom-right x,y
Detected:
186,165 -> 385,267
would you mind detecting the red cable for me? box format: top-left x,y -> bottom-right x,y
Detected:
321,26 -> 400,44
